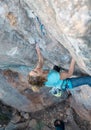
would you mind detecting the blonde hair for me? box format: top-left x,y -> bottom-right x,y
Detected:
28,75 -> 46,87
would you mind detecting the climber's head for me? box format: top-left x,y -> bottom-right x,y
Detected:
28,74 -> 46,87
28,67 -> 47,88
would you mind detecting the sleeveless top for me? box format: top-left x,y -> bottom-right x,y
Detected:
44,70 -> 72,90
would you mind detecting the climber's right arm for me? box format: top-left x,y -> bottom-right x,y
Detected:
34,44 -> 44,70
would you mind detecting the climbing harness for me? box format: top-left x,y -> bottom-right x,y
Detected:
49,87 -> 62,97
49,80 -> 69,98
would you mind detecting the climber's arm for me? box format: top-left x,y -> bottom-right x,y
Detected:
34,44 -> 44,70
60,58 -> 76,80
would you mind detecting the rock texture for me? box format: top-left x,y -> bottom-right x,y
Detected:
0,69 -> 69,112
24,0 -> 91,74
0,0 -> 91,129
1,0 -> 91,74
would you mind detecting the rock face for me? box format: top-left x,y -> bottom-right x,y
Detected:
24,0 -> 91,74
0,70 -> 68,112
0,0 -> 91,129
0,0 -> 91,74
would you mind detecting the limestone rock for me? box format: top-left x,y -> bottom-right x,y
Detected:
29,119 -> 37,129
24,0 -> 91,74
70,86 -> 91,122
0,0 -> 91,72
0,0 -> 91,129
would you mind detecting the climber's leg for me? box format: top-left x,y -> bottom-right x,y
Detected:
69,76 -> 91,88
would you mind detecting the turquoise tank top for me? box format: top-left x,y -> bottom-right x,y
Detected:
44,70 -> 72,90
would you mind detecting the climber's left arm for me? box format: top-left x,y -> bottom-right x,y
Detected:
60,58 -> 76,80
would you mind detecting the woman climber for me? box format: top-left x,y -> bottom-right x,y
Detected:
28,44 -> 91,97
